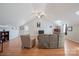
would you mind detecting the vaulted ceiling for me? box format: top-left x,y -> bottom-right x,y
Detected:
0,3 -> 79,26
0,3 -> 32,26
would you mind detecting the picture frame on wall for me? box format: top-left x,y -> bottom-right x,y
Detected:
67,26 -> 73,31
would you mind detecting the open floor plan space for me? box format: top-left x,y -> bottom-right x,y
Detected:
0,3 -> 79,56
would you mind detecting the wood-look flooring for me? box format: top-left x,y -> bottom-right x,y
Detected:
0,36 -> 79,56
64,39 -> 79,56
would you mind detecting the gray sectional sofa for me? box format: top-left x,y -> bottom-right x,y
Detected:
37,34 -> 59,48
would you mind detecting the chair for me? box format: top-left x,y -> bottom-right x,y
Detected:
20,35 -> 35,48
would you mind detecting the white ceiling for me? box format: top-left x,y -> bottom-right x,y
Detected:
0,3 -> 32,26
0,3 -> 79,26
45,3 -> 79,24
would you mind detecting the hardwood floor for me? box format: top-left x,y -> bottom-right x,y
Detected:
0,36 -> 79,56
64,39 -> 79,56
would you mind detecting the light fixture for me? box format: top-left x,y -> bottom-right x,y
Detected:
32,9 -> 46,19
32,9 -> 46,28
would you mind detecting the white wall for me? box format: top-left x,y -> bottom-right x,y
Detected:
22,18 -> 54,36
66,24 -> 79,43
0,25 -> 19,40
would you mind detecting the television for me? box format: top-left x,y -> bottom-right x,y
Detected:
38,30 -> 44,34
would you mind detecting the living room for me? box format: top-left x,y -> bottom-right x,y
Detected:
0,3 -> 79,56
